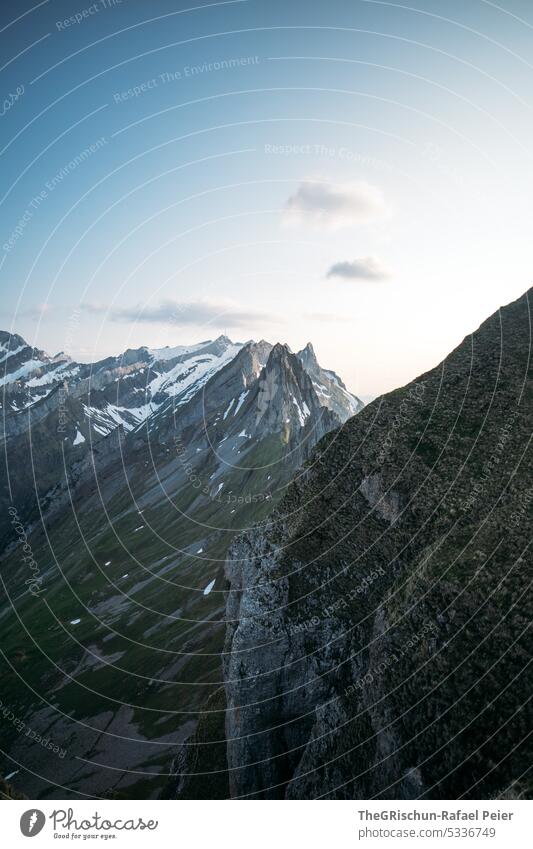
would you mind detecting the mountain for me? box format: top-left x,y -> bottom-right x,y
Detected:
172,289 -> 533,800
0,332 -> 361,551
0,330 -> 362,798
0,333 -> 243,439
297,341 -> 362,421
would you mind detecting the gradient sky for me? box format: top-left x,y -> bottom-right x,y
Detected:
1,0 -> 532,397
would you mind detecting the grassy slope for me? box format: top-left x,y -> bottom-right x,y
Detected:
0,431 -> 290,799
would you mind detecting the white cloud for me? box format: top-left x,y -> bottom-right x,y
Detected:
282,180 -> 388,230
326,256 -> 392,281
81,299 -> 280,329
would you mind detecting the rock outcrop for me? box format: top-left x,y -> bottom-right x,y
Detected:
173,288 -> 533,800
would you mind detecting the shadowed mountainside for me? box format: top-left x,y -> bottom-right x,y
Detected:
173,288 -> 532,800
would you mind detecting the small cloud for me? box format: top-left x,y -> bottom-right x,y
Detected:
81,299 -> 281,329
282,179 -> 388,230
326,256 -> 392,281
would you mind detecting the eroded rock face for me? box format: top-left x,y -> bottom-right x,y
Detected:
224,530 -> 291,798
173,288 -> 533,800
359,474 -> 402,524
221,511 -> 404,800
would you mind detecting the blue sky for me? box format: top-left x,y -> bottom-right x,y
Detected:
2,0 -> 533,396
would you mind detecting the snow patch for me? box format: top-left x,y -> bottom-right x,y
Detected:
203,579 -> 216,595
0,344 -> 25,365
291,394 -> 310,427
223,397 -> 235,419
27,362 -> 79,387
233,390 -> 248,415
148,341 -> 207,361
4,770 -> 19,780
73,429 -> 85,445
145,343 -> 243,410
0,359 -> 44,387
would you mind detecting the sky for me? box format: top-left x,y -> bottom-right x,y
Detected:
1,0 -> 532,398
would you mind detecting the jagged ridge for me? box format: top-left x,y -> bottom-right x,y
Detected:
173,288 -> 533,800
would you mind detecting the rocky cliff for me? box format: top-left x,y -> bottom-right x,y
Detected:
0,330 -> 361,799
173,288 -> 533,800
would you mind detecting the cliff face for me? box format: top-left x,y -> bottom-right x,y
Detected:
0,329 -> 362,800
173,289 -> 533,799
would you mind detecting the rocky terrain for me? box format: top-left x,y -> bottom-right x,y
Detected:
172,289 -> 533,800
0,332 -> 362,552
0,330 -> 361,798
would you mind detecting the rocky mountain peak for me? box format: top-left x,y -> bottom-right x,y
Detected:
235,341 -> 329,443
235,339 -> 273,381
214,334 -> 233,346
295,342 -> 363,420
0,330 -> 29,350
207,334 -> 235,356
261,342 -> 312,394
267,341 -> 292,361
297,341 -> 318,368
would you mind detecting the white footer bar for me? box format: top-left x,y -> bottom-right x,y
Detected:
3,799 -> 531,848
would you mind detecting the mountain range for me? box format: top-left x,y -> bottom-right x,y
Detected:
0,329 -> 362,798
0,331 -> 362,548
172,288 -> 533,800
2,289 -> 531,801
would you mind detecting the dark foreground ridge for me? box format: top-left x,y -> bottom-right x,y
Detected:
173,288 -> 533,799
